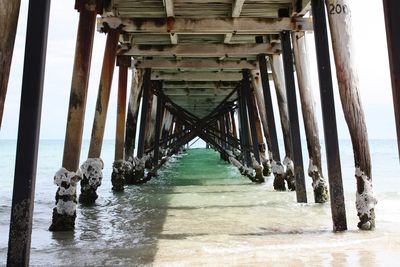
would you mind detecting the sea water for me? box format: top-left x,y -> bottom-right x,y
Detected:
0,140 -> 400,266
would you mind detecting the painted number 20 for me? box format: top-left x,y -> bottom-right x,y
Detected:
329,3 -> 348,15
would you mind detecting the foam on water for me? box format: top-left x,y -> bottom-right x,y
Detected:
1,140 -> 400,266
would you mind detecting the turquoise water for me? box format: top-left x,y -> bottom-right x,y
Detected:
1,140 -> 400,266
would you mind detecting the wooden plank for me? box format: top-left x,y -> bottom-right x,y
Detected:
163,81 -> 237,89
151,71 -> 242,81
100,17 -> 313,34
122,43 -> 280,57
135,59 -> 258,69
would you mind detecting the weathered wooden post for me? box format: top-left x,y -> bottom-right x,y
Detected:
219,116 -> 227,160
250,70 -> 274,177
135,69 -> 152,180
238,71 -> 252,168
244,69 -> 264,182
50,0 -> 98,231
0,0 -> 21,128
153,94 -> 164,166
324,0 -> 376,230
311,0 -> 347,231
292,31 -> 328,203
249,87 -> 268,180
280,31 -> 307,203
79,27 -> 120,204
383,0 -> 400,158
124,69 -> 143,160
144,89 -> 155,169
270,54 -> 296,190
111,56 -> 130,192
7,0 -> 50,265
225,112 -> 232,152
124,68 -> 144,184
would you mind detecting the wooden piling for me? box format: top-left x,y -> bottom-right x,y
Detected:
7,0 -> 50,265
137,69 -> 152,158
244,70 -> 261,165
325,0 -> 375,230
61,3 -> 97,172
50,0 -> 98,232
238,71 -> 252,167
87,28 -> 120,158
292,31 -> 328,203
270,54 -> 295,190
280,31 -> 307,203
311,0 -> 347,231
0,0 -> 21,128
111,56 -> 130,192
124,68 -> 144,160
250,70 -> 272,177
80,27 -> 120,204
153,93 -> 164,165
143,89 -> 155,161
383,0 -> 400,158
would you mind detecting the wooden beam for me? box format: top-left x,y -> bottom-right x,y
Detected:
232,0 -> 246,17
135,59 -> 258,70
164,89 -> 231,96
151,71 -> 242,81
101,17 -> 313,34
122,43 -> 280,57
163,81 -> 237,89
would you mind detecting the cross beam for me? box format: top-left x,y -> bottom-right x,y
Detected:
135,59 -> 258,70
99,17 -> 312,34
120,43 -> 281,57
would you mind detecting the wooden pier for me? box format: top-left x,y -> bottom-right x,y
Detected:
2,0 -> 399,265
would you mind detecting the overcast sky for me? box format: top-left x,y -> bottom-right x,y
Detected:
0,0 -> 395,141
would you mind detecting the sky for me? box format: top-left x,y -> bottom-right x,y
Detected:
0,0 -> 396,142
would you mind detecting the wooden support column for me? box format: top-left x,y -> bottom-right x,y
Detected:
143,90 -> 155,167
50,1 -> 98,232
153,94 -> 163,166
244,70 -> 261,164
111,56 -> 130,192
383,0 -> 400,158
256,42 -> 286,188
79,27 -> 120,204
325,0 -> 375,230
280,30 -> 307,203
311,0 -> 347,231
0,0 -> 21,128
219,116 -> 227,160
292,31 -> 328,203
137,69 -> 152,159
254,89 -> 271,176
244,70 -> 265,183
7,0 -> 50,265
124,68 -> 144,160
271,54 -> 295,190
230,110 -> 238,140
225,112 -> 232,152
238,72 -> 252,167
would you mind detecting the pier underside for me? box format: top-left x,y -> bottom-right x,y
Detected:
6,0 -> 399,265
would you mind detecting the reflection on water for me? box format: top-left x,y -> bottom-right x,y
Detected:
1,148 -> 400,266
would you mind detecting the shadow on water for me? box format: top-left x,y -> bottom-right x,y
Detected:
47,148 -> 235,266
